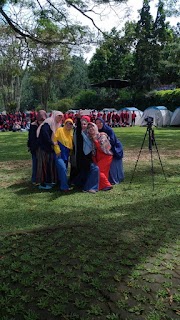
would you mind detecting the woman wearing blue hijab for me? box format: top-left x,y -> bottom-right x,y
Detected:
95,117 -> 124,184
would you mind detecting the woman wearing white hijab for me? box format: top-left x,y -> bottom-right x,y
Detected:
36,111 -> 64,190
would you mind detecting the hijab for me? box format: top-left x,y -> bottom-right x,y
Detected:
87,122 -> 112,155
81,130 -> 93,155
36,110 -> 63,137
55,118 -> 73,150
31,109 -> 47,126
81,115 -> 91,123
87,122 -> 99,134
95,117 -> 123,159
36,110 -> 47,122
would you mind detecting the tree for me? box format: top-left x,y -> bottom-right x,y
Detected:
0,0 -> 128,49
88,24 -> 136,84
29,44 -> 70,110
134,0 -> 158,91
0,25 -> 30,110
158,24 -> 180,85
134,0 -> 177,91
55,55 -> 90,98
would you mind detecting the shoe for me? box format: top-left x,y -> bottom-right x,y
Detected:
82,189 -> 96,193
88,189 -> 96,193
39,184 -> 52,190
102,186 -> 113,191
46,182 -> 56,187
61,188 -> 71,192
32,182 -> 40,186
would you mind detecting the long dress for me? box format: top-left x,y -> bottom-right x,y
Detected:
27,121 -> 38,183
71,118 -> 99,192
96,118 -> 124,184
92,134 -> 113,190
36,123 -> 57,185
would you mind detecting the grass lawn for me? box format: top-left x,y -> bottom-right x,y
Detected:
0,127 -> 180,320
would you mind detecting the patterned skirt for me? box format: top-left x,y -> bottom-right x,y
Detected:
36,148 -> 57,184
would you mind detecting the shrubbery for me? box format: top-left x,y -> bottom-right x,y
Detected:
142,89 -> 180,111
48,98 -> 74,113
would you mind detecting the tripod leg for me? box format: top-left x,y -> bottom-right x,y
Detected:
129,128 -> 148,185
153,137 -> 167,182
150,148 -> 155,191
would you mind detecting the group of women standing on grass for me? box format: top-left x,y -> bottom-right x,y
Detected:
28,110 -> 124,193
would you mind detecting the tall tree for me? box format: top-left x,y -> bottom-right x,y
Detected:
134,0 -> 174,91
56,55 -> 89,98
0,25 -> 30,110
134,0 -> 158,91
88,24 -> 136,83
29,44 -> 70,110
158,24 -> 180,85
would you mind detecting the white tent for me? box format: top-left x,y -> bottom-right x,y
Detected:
170,107 -> 180,126
137,106 -> 172,127
119,107 -> 143,125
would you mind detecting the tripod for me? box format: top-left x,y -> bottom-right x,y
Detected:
129,123 -> 167,190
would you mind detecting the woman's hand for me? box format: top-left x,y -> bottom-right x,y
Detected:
56,152 -> 61,158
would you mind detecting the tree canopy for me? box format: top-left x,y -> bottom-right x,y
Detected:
0,0 -> 179,111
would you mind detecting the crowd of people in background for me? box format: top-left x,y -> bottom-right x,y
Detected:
0,108 -> 136,132
27,109 -> 125,193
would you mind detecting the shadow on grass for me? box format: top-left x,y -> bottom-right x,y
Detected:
7,180 -> 82,195
1,189 -> 180,319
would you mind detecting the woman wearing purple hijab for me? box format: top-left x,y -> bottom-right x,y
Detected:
95,117 -> 124,184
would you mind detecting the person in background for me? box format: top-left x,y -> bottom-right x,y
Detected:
131,111 -> 136,126
95,117 -> 124,185
27,110 -> 47,184
36,110 -> 64,190
53,118 -> 74,192
71,112 -> 99,193
87,122 -> 113,191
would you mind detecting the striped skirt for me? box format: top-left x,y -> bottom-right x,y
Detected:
36,148 -> 57,184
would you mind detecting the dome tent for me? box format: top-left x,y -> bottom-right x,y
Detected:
119,107 -> 143,125
137,106 -> 172,127
170,107 -> 180,126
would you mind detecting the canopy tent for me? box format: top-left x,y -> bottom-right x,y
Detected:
91,78 -> 130,89
170,107 -> 180,126
137,106 -> 172,127
119,107 -> 143,125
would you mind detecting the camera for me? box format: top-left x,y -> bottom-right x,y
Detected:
145,116 -> 153,126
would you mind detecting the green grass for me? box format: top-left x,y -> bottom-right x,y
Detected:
0,127 -> 180,320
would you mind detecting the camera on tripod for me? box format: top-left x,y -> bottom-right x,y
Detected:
144,117 -> 154,125
145,116 -> 154,126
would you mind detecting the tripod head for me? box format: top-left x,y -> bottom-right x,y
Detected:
145,116 -> 153,130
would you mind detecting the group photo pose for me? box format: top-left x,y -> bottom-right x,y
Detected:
28,110 -> 124,193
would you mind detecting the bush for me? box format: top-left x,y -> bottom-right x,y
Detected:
116,89 -> 134,108
130,88 -> 180,111
74,90 -> 99,109
49,98 -> 74,113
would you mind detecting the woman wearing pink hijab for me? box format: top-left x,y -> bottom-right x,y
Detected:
36,110 -> 64,190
